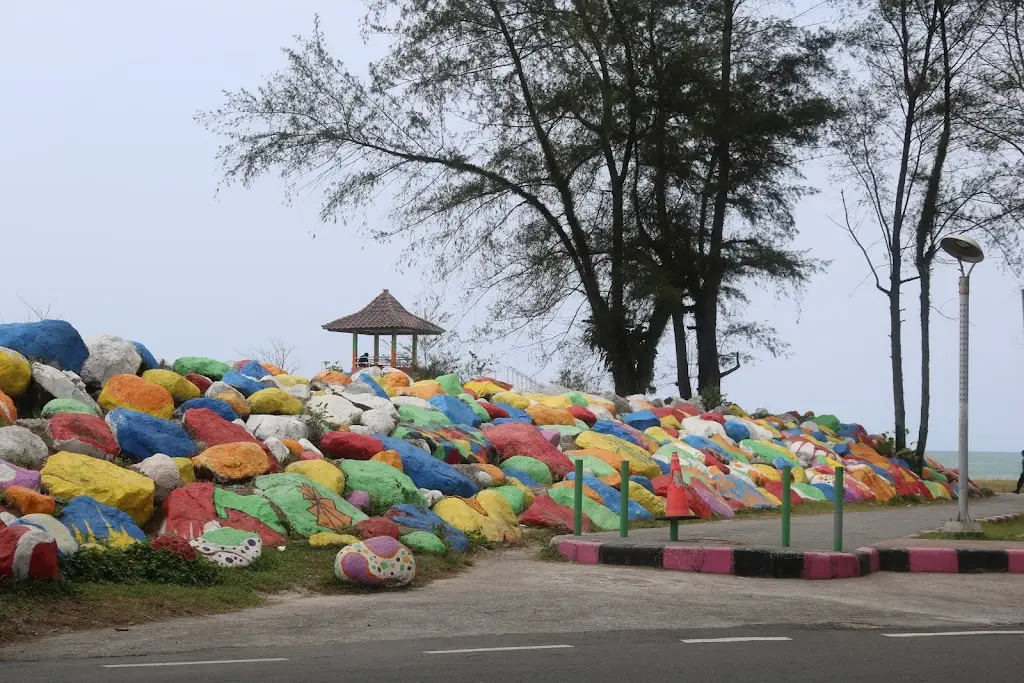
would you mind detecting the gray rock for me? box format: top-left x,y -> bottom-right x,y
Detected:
601,391 -> 633,416
297,438 -> 322,457
0,426 -> 49,469
347,425 -> 375,436
263,437 -> 291,465
360,408 -> 396,435
590,405 -> 613,421
205,381 -> 246,406
391,396 -> 437,411
129,454 -> 182,504
558,434 -> 577,451
417,488 -> 443,507
80,335 -> 142,387
307,394 -> 363,429
31,363 -> 101,413
340,391 -> 398,418
15,419 -> 54,452
246,415 -> 309,441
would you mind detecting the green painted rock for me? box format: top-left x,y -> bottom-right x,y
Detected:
436,373 -> 463,396
254,473 -> 368,537
397,405 -> 451,427
400,530 -> 448,554
547,487 -> 619,531
740,440 -> 795,467
492,485 -> 528,515
458,394 -> 490,423
339,458 -> 426,511
213,487 -> 287,536
202,527 -> 260,546
565,454 -> 617,477
499,455 -> 553,486
793,482 -> 828,501
40,398 -> 101,418
810,414 -> 841,433
564,392 -> 589,407
172,356 -> 232,380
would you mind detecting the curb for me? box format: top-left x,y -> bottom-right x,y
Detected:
877,547 -> 1024,574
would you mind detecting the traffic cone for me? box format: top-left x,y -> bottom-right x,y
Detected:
665,454 -> 690,517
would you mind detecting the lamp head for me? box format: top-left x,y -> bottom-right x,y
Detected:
940,235 -> 984,264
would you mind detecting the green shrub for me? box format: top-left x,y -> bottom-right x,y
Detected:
59,544 -> 223,586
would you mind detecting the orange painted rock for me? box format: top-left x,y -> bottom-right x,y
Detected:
0,389 -> 16,427
525,404 -> 577,427
98,374 -> 174,419
370,449 -> 404,472
260,362 -> 286,376
282,439 -> 305,458
192,443 -> 270,484
4,486 -> 56,515
380,372 -> 411,389
312,370 -> 351,386
400,381 -> 445,400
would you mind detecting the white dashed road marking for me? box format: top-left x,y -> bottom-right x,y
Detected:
682,637 -> 793,644
425,645 -> 574,654
882,631 -> 1024,638
102,658 -> 289,668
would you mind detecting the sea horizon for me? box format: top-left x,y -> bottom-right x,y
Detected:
927,451 -> 1021,480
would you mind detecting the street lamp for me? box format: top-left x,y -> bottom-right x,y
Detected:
940,235 -> 984,534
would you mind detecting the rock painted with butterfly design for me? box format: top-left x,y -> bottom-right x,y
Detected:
189,524 -> 263,568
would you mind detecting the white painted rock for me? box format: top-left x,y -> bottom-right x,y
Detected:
205,381 -> 246,404
13,513 -> 79,556
391,396 -> 437,411
31,363 -> 101,413
307,394 -> 363,429
298,438 -> 322,457
360,408 -> 396,435
348,425 -> 375,436
340,391 -> 398,418
418,488 -> 444,507
0,426 -> 49,469
247,415 -> 308,441
80,335 -> 141,387
263,437 -> 291,465
129,454 -> 182,504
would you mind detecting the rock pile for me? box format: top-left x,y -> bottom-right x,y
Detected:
0,319 -> 972,584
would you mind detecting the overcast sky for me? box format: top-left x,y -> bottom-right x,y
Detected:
2,1 -> 1022,451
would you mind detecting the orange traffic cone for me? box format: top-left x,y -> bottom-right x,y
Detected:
665,454 -> 690,517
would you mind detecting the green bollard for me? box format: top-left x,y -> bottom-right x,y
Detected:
573,459 -> 584,536
620,460 -> 630,538
781,465 -> 792,548
833,466 -> 844,552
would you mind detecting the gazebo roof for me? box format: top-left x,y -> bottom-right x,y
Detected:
322,289 -> 445,336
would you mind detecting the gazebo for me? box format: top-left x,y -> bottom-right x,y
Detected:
321,289 -> 445,372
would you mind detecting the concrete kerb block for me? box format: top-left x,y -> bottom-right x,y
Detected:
556,540 -> 601,564
1008,550 -> 1024,574
663,546 -> 734,574
908,547 -> 959,573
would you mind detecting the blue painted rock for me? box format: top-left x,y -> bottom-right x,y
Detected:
492,403 -> 532,421
383,504 -> 469,553
0,320 -> 89,374
0,458 -> 40,492
60,495 -> 147,547
133,341 -> 160,371
428,395 -> 481,427
622,410 -> 659,431
237,361 -> 269,380
221,370 -> 265,398
357,374 -> 390,399
377,436 -> 478,497
174,398 -> 239,423
0,525 -> 58,580
501,468 -> 541,488
105,409 -> 198,462
591,420 -> 646,447
723,419 -> 751,442
189,528 -> 263,568
11,513 -> 78,556
563,472 -> 653,520
334,536 -> 416,587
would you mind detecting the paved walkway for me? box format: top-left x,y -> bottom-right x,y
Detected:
578,495 -> 1024,551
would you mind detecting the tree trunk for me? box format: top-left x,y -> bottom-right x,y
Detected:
671,303 -> 693,399
889,286 -> 907,452
914,265 -> 931,474
693,289 -> 721,393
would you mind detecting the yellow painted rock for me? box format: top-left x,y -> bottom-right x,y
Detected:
463,380 -> 504,398
491,391 -> 529,410
473,489 -> 522,543
98,374 -> 174,419
286,460 -> 344,493
551,480 -> 604,504
142,369 -> 201,404
309,532 -> 361,547
273,374 -> 310,388
0,347 -> 31,398
41,451 -> 155,525
525,404 -> 576,426
626,481 -> 666,516
211,389 -> 251,420
370,449 -> 404,472
433,496 -> 504,543
380,371 -> 411,389
644,427 -> 674,444
531,394 -> 573,410
575,432 -> 661,479
658,415 -> 681,430
792,466 -> 808,484
247,388 -> 303,415
752,464 -> 782,482
173,457 -> 195,484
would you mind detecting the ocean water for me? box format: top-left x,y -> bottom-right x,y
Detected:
927,451 -> 1023,480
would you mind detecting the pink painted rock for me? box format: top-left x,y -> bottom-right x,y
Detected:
299,451 -> 324,461
0,459 -> 41,492
320,432 -> 384,460
540,429 -> 561,447
46,413 -> 120,461
0,524 -> 58,580
345,490 -> 371,512
354,516 -> 401,540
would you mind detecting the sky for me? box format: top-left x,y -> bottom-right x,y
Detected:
2,1 -> 1022,451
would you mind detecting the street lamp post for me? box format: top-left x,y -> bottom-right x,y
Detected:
940,235 -> 984,534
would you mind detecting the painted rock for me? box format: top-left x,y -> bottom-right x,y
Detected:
0,458 -> 40,491
574,431 -> 661,479
185,372 -> 213,394
285,460 -> 345,494
132,341 -> 160,371
369,449 -> 403,471
0,347 -> 31,398
98,374 -> 175,419
41,452 -> 155,525
31,363 -> 101,413
0,319 -> 88,374
142,369 -> 202,404
247,415 -> 308,441
222,370 -> 266,398
473,488 -> 523,542
247,388 -> 303,416
484,423 -> 574,479
129,454 -> 183,503
151,534 -> 197,560
192,443 -> 270,484
498,455 -> 553,486
175,397 -> 239,423
105,409 -> 198,462
519,493 -> 593,532
320,431 -> 383,460
312,370 -> 351,386
0,426 -> 49,469
47,413 -> 119,461
159,482 -> 287,546
254,473 -> 368,537
399,530 -> 448,554
339,459 -> 426,511
432,496 -> 504,542
190,528 -> 263,568
183,408 -> 264,451
40,398 -> 100,418
428,395 -> 480,427
11,513 -> 79,556
172,357 -> 232,381
237,361 -> 269,380
333,536 -> 416,587
0,525 -> 58,580
360,408 -> 397,434
354,516 -> 401,540
345,490 -> 371,512
81,335 -> 142,387
3,486 -> 55,515
61,496 -> 147,547
306,395 -> 363,428
0,389 -> 15,427
309,532 -> 360,547
378,436 -> 479,497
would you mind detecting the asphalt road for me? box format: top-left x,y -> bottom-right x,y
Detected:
7,626 -> 1024,682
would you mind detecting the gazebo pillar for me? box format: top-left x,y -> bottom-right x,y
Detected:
351,333 -> 358,371
412,334 -> 418,368
391,332 -> 398,367
373,334 -> 379,366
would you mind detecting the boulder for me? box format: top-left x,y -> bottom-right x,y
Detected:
622,409 -> 659,431
98,374 -> 175,419
264,437 -> 291,465
42,452 -> 155,524
172,356 -> 232,381
142,369 -> 202,404
4,486 -> 56,515
185,372 -> 213,394
399,530 -> 448,554
307,394 -> 362,428
575,431 -> 661,479
81,335 -> 142,387
338,390 -> 397,417
312,369 -> 351,386
129,454 -> 183,504
371,449 -> 403,471
132,341 -> 160,371
0,458 -> 41,491
525,404 -> 576,427
334,536 -> 416,587
432,496 -> 503,543
192,442 -> 270,483
0,525 -> 58,580
105,409 -> 197,462
354,516 -> 401,540
175,397 -> 238,422
309,532 -> 360,547
519,493 -> 592,532
546,486 -> 621,531
320,431 -> 384,460
183,408 -> 263,451
473,489 -> 522,542
484,422 -> 575,479
339,459 -> 425,511
566,405 -> 597,427
491,485 -> 529,515
238,360 -> 270,380
360,408 -> 397,435
383,504 -> 469,553
40,398 -> 100,418
190,528 -> 263,568
0,319 -> 88,373
418,488 -> 444,507
428,395 -> 480,427
498,455 -> 554,486
205,382 -> 251,420
0,426 -> 49,469
254,473 -> 368,537
10,513 -> 78,556
345,490 -> 371,512
0,389 -> 15,427
285,459 -> 345,493
0,347 -> 31,398
222,370 -> 266,398
378,435 -> 479,497
247,415 -> 308,441
248,388 -> 303,416
397,405 -> 451,427
391,395 -> 436,412
60,496 -> 146,547
159,482 -> 286,546
47,413 -> 119,461
31,363 -> 101,413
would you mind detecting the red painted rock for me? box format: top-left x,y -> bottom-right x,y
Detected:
47,413 -> 120,461
484,422 -> 574,479
299,451 -> 324,460
4,486 -> 56,515
160,482 -> 287,546
479,402 -> 509,420
700,412 -> 726,425
662,427 -> 680,438
520,494 -> 593,532
354,516 -> 401,540
152,534 -> 198,560
0,524 -> 58,580
674,403 -> 700,417
320,432 -> 384,460
567,405 -> 597,427
763,480 -> 802,506
185,373 -> 213,394
183,408 -> 262,451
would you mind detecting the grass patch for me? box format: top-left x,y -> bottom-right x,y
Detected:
0,542 -> 472,645
918,517 -> 1024,542
975,479 -> 1017,495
